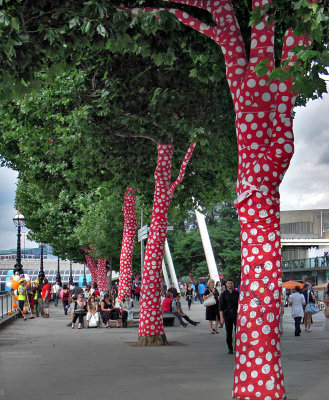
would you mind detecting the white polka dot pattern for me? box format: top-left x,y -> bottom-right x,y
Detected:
138,142 -> 195,337
97,258 -> 109,293
117,187 -> 138,302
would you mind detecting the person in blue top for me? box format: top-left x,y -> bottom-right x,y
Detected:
198,281 -> 205,304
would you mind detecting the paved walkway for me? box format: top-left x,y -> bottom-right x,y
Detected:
0,301 -> 328,400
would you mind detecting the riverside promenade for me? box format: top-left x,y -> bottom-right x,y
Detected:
0,302 -> 328,400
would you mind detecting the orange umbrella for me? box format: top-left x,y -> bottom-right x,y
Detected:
313,282 -> 328,290
282,280 -> 303,289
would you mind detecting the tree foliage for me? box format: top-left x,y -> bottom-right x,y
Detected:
0,2 -> 238,260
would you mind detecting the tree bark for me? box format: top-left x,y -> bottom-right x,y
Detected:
117,187 -> 138,303
137,334 -> 168,346
138,142 -> 195,343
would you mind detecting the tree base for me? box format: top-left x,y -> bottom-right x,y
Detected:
137,334 -> 168,346
233,397 -> 286,400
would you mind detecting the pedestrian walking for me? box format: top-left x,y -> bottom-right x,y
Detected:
323,283 -> 329,332
219,279 -> 239,353
32,279 -> 44,317
198,281 -> 205,304
42,278 -> 51,318
288,286 -> 306,336
17,279 -> 27,320
185,283 -> 194,310
52,281 -> 60,306
302,283 -> 316,332
134,284 -> 141,302
61,284 -> 70,316
204,279 -> 220,334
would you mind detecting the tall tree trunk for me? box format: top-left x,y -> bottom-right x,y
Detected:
118,187 -> 138,303
82,247 -> 97,284
138,142 -> 195,345
122,0 -> 311,393
97,258 -> 109,293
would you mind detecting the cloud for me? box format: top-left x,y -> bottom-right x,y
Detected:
0,167 -> 38,250
280,88 -> 329,211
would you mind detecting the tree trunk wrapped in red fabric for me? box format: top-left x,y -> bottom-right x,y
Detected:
120,0 -> 313,395
97,258 -> 109,293
117,187 -> 138,303
138,141 -> 195,345
82,247 -> 97,284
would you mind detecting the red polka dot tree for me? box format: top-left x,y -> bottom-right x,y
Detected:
121,0 -> 314,397
138,141 -> 195,346
117,187 -> 138,303
97,257 -> 109,293
82,247 -> 97,284
83,246 -> 109,292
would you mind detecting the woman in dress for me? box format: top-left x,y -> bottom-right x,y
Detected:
323,283 -> 329,332
185,283 -> 194,310
203,278 -> 220,334
288,286 -> 306,336
72,294 -> 87,329
100,293 -> 120,328
86,294 -> 100,328
302,283 -> 316,332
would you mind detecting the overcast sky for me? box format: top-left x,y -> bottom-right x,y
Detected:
0,87 -> 328,250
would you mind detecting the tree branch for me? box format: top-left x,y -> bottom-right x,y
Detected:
106,126 -> 158,143
119,1 -> 248,95
170,141 -> 196,193
265,29 -> 312,169
249,0 -> 275,71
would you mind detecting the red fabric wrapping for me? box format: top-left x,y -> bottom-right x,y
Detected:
117,187 -> 138,302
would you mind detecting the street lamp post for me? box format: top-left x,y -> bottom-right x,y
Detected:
69,260 -> 73,286
38,243 -> 45,283
56,257 -> 62,287
13,209 -> 25,276
82,264 -> 87,286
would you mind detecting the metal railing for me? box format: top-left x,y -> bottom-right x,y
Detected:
0,292 -> 15,319
283,256 -> 329,270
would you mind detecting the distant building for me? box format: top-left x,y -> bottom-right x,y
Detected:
281,209 -> 329,284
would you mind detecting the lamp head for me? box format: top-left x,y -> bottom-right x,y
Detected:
13,208 -> 25,227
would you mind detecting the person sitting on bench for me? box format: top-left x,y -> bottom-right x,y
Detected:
171,293 -> 200,327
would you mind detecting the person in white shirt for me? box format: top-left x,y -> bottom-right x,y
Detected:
52,282 -> 60,307
288,286 -> 306,336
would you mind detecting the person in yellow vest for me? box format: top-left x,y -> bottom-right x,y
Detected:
17,279 -> 27,320
32,279 -> 44,317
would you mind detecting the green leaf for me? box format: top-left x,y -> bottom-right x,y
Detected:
11,17 -> 20,31
81,20 -> 91,34
96,24 -> 107,37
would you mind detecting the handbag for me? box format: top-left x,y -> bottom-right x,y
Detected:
305,303 -> 320,315
305,291 -> 319,315
324,307 -> 329,318
203,293 -> 216,307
